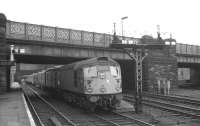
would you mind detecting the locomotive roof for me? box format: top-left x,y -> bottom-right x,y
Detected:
45,65 -> 64,72
45,57 -> 119,71
70,57 -> 119,69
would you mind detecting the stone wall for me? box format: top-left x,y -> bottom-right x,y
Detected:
0,13 -> 10,92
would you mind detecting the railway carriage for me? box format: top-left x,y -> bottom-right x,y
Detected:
33,71 -> 45,87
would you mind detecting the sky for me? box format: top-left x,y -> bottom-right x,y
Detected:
1,0 -> 200,45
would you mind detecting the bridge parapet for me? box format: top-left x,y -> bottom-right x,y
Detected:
176,43 -> 200,56
6,20 -> 140,47
176,43 -> 200,63
6,20 -> 200,64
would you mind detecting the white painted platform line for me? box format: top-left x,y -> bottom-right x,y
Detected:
21,93 -> 36,126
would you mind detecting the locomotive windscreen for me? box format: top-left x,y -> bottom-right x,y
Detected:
110,66 -> 118,76
97,66 -> 109,71
84,66 -> 97,77
84,65 -> 120,78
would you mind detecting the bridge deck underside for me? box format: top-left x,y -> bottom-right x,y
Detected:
178,62 -> 200,87
14,54 -> 85,64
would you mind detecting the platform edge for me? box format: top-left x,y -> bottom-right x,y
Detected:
21,93 -> 36,126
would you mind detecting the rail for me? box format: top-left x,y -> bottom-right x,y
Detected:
94,110 -> 154,126
124,94 -> 200,119
23,85 -> 77,126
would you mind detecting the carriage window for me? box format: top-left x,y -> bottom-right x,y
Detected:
110,66 -> 118,76
84,66 -> 97,77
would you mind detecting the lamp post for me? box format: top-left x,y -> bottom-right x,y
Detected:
121,16 -> 128,39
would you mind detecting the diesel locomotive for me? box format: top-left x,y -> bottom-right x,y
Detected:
24,57 -> 122,111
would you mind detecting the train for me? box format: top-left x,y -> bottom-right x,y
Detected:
24,57 -> 122,111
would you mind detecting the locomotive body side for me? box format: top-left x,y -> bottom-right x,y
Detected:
56,64 -> 84,94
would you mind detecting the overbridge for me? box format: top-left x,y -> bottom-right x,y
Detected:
1,13 -> 200,93
5,20 -> 200,63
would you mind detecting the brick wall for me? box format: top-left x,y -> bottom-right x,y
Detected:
143,45 -> 177,93
0,13 -> 10,92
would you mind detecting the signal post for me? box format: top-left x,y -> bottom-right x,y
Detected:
110,33 -> 164,113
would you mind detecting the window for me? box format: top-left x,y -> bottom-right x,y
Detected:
110,66 -> 118,76
84,66 -> 97,77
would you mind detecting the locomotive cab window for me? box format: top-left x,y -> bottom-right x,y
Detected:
97,65 -> 109,71
84,66 -> 97,77
110,66 -> 119,77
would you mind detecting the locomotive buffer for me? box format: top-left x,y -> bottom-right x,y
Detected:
110,33 -> 164,113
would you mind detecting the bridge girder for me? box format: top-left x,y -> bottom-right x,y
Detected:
7,38 -> 130,64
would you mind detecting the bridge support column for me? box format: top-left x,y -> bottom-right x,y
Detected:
190,67 -> 200,87
143,44 -> 177,94
0,13 -> 11,92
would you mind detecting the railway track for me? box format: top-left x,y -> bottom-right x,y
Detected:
124,93 -> 200,119
24,84 -> 155,126
22,85 -> 77,126
93,110 -> 154,126
143,93 -> 200,107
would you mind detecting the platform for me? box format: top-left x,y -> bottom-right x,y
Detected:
0,87 -> 35,126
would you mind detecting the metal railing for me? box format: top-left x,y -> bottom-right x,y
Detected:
176,43 -> 200,55
6,20 -> 140,47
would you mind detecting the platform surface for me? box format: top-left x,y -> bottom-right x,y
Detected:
0,89 -> 33,126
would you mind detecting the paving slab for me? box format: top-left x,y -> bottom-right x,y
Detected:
0,90 -> 35,126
